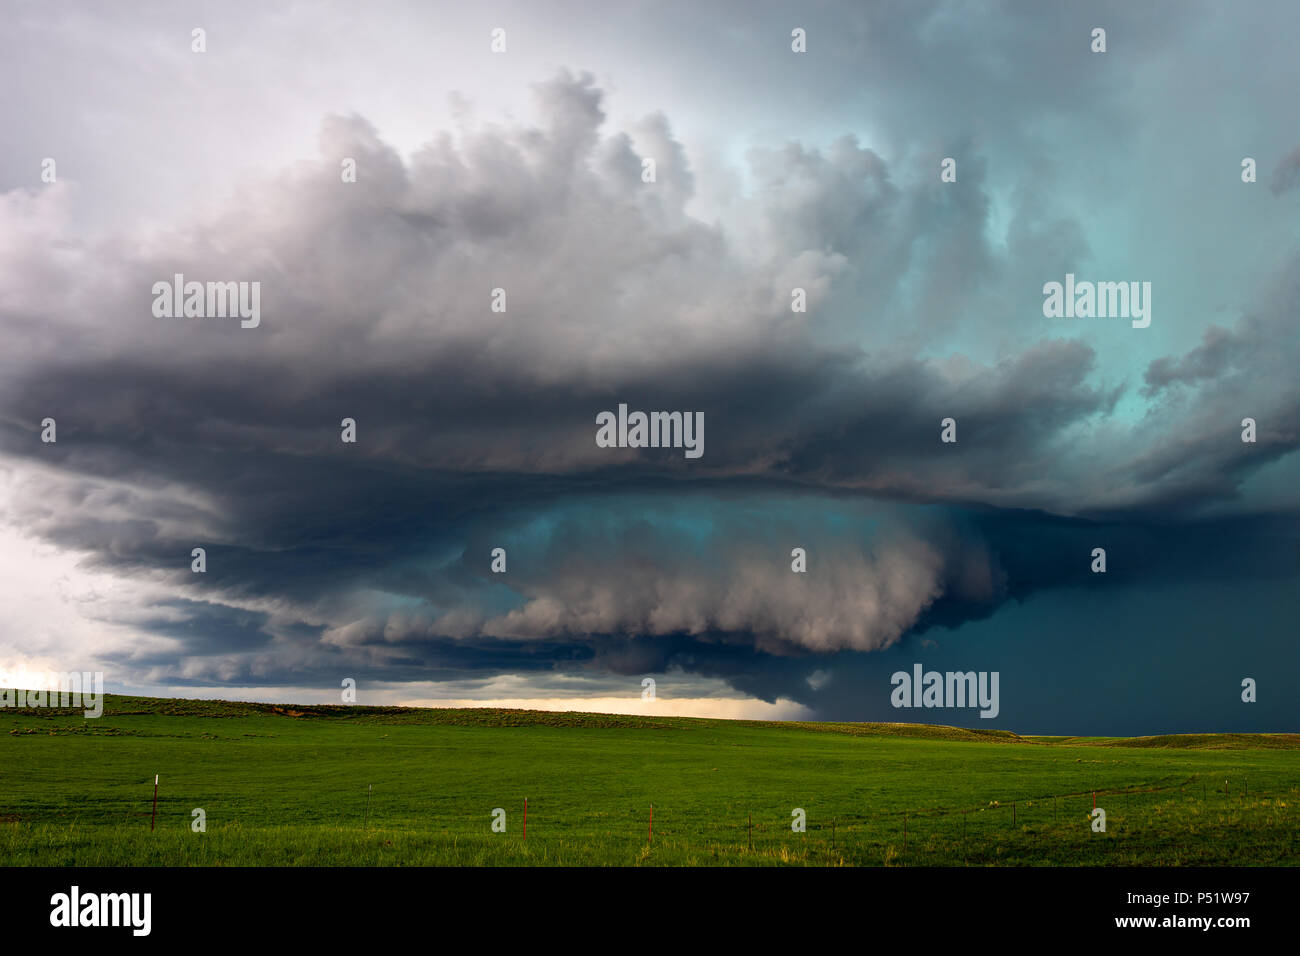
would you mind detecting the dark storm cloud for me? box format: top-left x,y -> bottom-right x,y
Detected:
1143,323 -> 1258,394
1133,258 -> 1300,513
136,600 -> 277,656
4,66 -> 1292,512
0,58 -> 1296,707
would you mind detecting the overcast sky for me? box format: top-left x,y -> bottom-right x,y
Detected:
1,0 -> 1297,733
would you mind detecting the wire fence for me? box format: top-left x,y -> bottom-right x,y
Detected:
5,770 -> 1298,864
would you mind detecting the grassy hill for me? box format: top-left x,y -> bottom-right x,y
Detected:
2,693 -> 1297,866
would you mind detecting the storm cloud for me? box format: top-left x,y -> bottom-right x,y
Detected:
1,1 -> 1297,731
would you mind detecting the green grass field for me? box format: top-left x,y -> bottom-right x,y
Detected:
2,694 -> 1297,866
